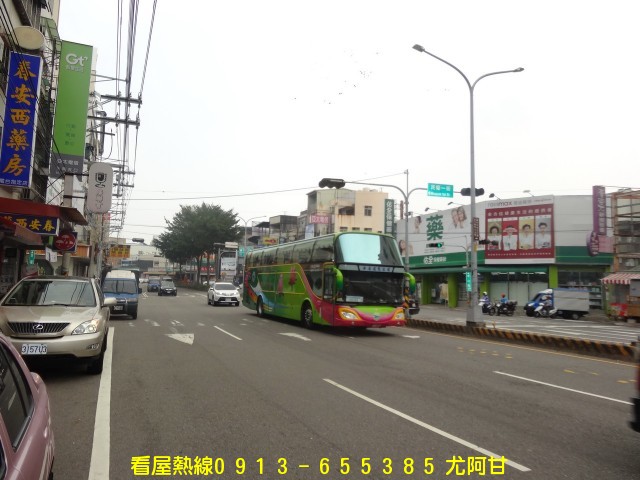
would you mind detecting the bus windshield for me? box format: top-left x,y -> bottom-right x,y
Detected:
336,233 -> 402,265
340,271 -> 404,305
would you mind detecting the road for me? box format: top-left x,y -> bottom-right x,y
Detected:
30,289 -> 638,480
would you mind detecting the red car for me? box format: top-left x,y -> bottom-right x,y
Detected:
0,332 -> 54,479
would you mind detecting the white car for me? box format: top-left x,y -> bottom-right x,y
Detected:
207,282 -> 240,306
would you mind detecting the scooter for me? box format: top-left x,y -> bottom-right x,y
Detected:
534,303 -> 557,318
479,301 -> 496,316
496,300 -> 518,316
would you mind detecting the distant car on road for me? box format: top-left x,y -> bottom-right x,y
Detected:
147,278 -> 161,292
0,275 -> 116,375
207,282 -> 240,306
0,332 -> 55,480
102,270 -> 141,319
158,280 -> 177,296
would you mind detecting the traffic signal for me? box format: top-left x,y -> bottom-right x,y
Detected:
319,178 -> 346,189
460,187 -> 485,197
427,242 -> 444,248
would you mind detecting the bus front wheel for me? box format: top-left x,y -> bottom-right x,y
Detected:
257,297 -> 265,317
301,302 -> 314,329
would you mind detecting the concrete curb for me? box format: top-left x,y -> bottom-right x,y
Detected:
406,318 -> 636,362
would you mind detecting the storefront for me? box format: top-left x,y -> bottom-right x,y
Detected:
0,197 -> 87,289
399,194 -> 613,310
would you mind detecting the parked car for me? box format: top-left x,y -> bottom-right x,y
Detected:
147,278 -> 161,292
0,276 -> 117,375
158,280 -> 177,296
102,270 -> 141,319
207,282 -> 240,306
0,332 -> 55,480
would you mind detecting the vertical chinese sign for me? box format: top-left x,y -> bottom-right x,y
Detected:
0,52 -> 42,188
384,199 -> 395,236
51,41 -> 93,176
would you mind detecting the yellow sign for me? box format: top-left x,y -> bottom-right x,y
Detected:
108,244 -> 131,258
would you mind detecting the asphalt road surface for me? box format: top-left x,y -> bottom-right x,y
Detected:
29,290 -> 639,480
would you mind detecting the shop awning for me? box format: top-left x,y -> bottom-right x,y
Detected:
0,197 -> 87,225
0,216 -> 44,247
601,272 -> 640,285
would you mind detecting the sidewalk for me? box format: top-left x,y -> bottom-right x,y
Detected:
411,303 -> 625,325
406,304 -> 637,362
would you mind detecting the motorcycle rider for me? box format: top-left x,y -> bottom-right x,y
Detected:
480,291 -> 492,314
500,293 -> 508,304
481,291 -> 490,305
542,295 -> 554,315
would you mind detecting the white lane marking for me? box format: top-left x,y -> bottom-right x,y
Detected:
166,333 -> 194,345
324,379 -> 530,472
402,335 -> 421,339
279,332 -> 311,342
88,328 -> 114,479
197,322 -> 206,327
214,326 -> 242,340
144,319 -> 160,327
170,320 -> 184,327
494,371 -> 632,405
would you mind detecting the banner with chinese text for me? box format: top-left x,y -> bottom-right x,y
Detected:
0,52 -> 42,188
51,41 -> 93,176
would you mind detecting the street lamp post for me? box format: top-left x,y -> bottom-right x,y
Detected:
238,215 -> 265,271
413,44 -> 523,327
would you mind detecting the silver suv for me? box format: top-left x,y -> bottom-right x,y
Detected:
0,276 -> 116,374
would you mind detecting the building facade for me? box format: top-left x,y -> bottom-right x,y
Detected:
399,193 -> 615,311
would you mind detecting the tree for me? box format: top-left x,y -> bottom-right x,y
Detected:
152,203 -> 241,283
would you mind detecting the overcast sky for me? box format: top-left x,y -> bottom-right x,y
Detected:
58,1 -> 640,244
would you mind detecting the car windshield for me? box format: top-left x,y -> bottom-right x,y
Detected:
214,283 -> 236,290
3,279 -> 97,307
161,281 -> 175,288
148,279 -> 160,285
102,279 -> 138,294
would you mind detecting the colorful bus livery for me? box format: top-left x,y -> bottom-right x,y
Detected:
243,232 -> 415,329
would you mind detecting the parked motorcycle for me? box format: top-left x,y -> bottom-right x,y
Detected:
479,301 -> 496,316
496,300 -> 518,316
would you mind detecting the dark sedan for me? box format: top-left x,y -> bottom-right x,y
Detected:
158,280 -> 177,296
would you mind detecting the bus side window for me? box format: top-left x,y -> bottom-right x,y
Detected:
323,270 -> 334,299
310,272 -> 322,296
293,243 -> 312,264
311,236 -> 334,263
277,245 -> 293,264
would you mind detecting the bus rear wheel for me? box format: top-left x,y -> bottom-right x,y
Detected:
301,302 -> 314,329
257,297 -> 265,317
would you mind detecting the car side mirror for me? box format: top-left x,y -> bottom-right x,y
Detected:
104,297 -> 117,307
139,287 -> 143,293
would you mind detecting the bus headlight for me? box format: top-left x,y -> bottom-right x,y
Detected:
393,309 -> 406,320
338,308 -> 360,321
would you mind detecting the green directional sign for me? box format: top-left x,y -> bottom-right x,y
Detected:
427,183 -> 454,198
465,271 -> 472,292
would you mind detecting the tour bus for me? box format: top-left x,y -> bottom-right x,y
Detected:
242,232 -> 415,329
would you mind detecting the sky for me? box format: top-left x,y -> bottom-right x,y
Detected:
57,0 -> 640,244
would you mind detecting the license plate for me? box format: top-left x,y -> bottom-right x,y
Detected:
21,344 -> 47,355
114,306 -> 123,311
